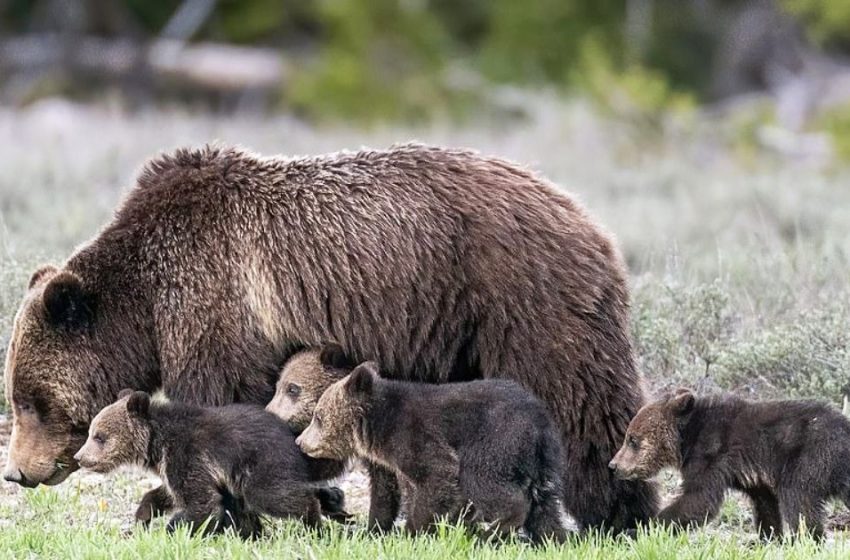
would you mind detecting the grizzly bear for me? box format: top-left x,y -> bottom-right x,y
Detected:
74,390 -> 347,537
609,389 -> 850,539
3,143 -> 655,531
296,361 -> 568,542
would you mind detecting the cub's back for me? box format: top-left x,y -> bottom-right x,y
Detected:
401,379 -> 555,447
192,404 -> 308,477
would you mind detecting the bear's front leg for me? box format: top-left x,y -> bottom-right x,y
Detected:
165,510 -> 213,535
135,485 -> 175,525
656,479 -> 725,530
367,462 -> 402,532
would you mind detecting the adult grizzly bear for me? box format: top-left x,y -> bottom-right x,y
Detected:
3,143 -> 656,531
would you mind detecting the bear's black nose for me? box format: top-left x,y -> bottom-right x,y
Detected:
4,468 -> 24,484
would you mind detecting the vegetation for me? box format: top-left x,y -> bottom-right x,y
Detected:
0,488 -> 848,560
3,1 -> 850,123
1,97 -> 849,554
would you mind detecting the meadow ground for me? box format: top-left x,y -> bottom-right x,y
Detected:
0,96 -> 849,558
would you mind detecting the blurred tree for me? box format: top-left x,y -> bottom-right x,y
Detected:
1,0 -> 848,120
783,0 -> 850,49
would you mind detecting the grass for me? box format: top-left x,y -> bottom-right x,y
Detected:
0,482 -> 848,560
1,96 -> 849,556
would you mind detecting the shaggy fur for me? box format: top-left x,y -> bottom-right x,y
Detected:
609,389 -> 850,539
298,362 -> 568,543
4,143 -> 655,530
74,391 -> 346,537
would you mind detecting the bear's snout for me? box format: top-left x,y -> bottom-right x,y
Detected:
72,449 -> 93,469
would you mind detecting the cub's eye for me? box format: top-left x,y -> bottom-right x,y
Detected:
627,436 -> 639,449
286,384 -> 302,398
313,414 -> 322,428
93,433 -> 106,445
17,402 -> 34,415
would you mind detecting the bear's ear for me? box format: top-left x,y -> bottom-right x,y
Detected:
28,265 -> 58,290
42,271 -> 94,329
346,362 -> 378,396
670,389 -> 695,416
117,388 -> 134,400
319,343 -> 353,371
126,391 -> 151,418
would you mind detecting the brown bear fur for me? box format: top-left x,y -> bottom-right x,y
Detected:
4,143 -> 656,530
609,389 -> 850,539
298,362 -> 568,542
75,390 -> 346,537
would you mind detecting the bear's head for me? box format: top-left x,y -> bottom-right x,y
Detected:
266,343 -> 354,432
4,265 -> 154,487
608,388 -> 695,481
73,390 -> 152,474
295,361 -> 379,460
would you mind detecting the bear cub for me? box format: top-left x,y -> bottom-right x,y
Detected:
75,390 -> 347,537
295,361 -> 568,543
266,344 -> 403,532
609,389 -> 850,539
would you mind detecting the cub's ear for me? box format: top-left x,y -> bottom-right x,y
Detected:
126,391 -> 151,418
346,362 -> 378,396
117,388 -> 134,400
319,343 -> 353,370
670,389 -> 695,416
42,271 -> 94,329
28,265 -> 58,290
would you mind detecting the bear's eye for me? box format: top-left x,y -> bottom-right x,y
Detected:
627,436 -> 639,449
93,433 -> 106,445
313,414 -> 323,428
286,384 -> 302,398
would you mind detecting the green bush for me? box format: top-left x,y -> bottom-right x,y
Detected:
634,277 -> 850,404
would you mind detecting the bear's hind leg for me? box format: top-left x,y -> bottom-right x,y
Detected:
524,487 -> 568,544
404,455 -> 464,535
244,483 -> 324,530
780,490 -> 825,541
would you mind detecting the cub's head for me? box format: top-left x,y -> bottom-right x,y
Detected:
73,390 -> 152,474
266,344 -> 353,432
608,389 -> 695,481
296,362 -> 379,460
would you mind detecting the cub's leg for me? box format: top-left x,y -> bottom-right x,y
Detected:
135,485 -> 174,525
243,483 -> 323,530
656,475 -> 725,529
746,488 -> 782,540
460,467 -> 528,540
780,490 -> 825,540
367,463 -> 402,532
165,471 -> 230,536
404,448 -> 464,534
